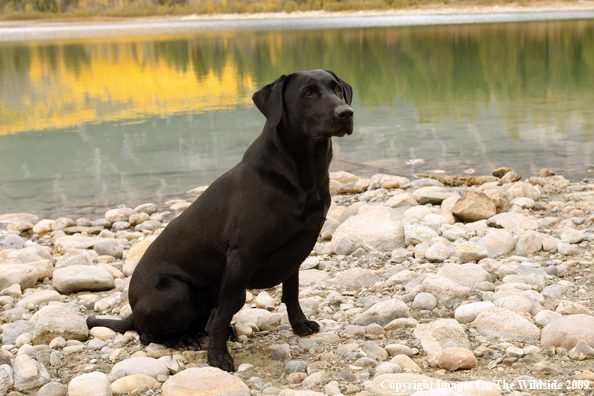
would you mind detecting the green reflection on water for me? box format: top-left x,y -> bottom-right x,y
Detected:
0,19 -> 593,218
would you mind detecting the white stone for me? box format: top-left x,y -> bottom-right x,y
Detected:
69,372 -> 112,396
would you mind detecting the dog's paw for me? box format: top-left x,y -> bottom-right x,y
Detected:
182,335 -> 203,351
228,325 -> 238,342
209,351 -> 235,372
292,319 -> 320,336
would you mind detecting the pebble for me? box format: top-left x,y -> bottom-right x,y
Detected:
473,307 -> 541,341
111,373 -> 157,394
52,265 -> 115,293
437,348 -> 477,371
412,293 -> 437,310
94,239 -> 124,259
541,314 -> 594,349
162,367 -> 250,396
32,306 -> 89,344
351,299 -> 409,326
68,372 -> 111,396
35,382 -> 68,396
451,191 -> 496,222
0,264 -> 38,290
12,354 -> 50,392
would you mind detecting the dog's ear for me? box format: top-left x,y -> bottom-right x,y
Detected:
252,75 -> 286,128
324,70 -> 353,105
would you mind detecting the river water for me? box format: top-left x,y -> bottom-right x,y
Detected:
1,14 -> 594,219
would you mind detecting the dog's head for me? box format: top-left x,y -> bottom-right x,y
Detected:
252,70 -> 354,140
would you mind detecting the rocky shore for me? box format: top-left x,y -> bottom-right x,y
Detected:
0,168 -> 593,396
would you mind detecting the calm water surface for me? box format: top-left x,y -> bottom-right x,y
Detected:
1,19 -> 594,218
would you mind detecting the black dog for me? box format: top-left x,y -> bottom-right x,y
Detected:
87,69 -> 353,372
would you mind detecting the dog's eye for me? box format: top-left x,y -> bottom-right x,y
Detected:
304,90 -> 313,96
335,87 -> 341,93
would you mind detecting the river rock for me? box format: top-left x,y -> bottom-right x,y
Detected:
477,229 -> 516,257
332,268 -> 380,289
54,236 -> 100,252
534,310 -> 562,327
255,291 -> 275,308
424,242 -> 450,262
12,354 -> 50,391
58,253 -> 93,268
94,239 -> 123,259
365,373 -> 442,396
413,187 -> 459,205
438,348 -> 477,371
352,299 -> 409,326
473,307 -> 540,341
27,260 -> 54,280
505,182 -> 541,201
404,223 -> 439,246
385,192 -> 418,208
112,374 -> 157,394
302,371 -> 330,389
68,372 -> 112,396
105,207 -> 136,223
541,284 -> 567,299
511,197 -> 535,209
568,340 -> 594,360
34,382 -> 69,396
0,234 -> 26,250
560,229 -> 584,244
0,366 -> 10,395
111,356 -> 169,379
333,237 -> 357,255
32,219 -> 54,235
436,263 -> 491,288
135,203 -> 159,215
558,242 -> 579,255
53,265 -> 115,293
413,319 -> 471,364
454,301 -> 495,324
331,207 -> 405,252
486,213 -> 538,234
236,308 -> 271,325
51,217 -> 75,231
162,367 -> 250,396
454,243 -> 488,263
514,231 -> 543,256
556,300 -> 591,315
33,306 -> 89,344
451,191 -> 496,222
17,290 -> 63,307
8,245 -> 53,263
421,275 -> 469,309
0,264 -> 38,290
412,293 -> 437,310
493,295 -> 534,313
127,236 -> 156,262
0,212 -> 38,224
2,320 -> 36,344
541,314 -> 594,349
299,269 -> 330,285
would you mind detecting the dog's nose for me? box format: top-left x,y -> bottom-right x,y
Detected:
335,105 -> 354,120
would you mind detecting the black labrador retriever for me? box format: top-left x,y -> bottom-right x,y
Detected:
87,69 -> 354,372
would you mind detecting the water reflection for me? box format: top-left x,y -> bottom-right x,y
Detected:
1,20 -> 593,218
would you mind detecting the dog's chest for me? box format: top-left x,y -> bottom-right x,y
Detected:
297,193 -> 330,230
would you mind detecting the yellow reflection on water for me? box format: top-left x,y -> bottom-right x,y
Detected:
0,36 -> 257,136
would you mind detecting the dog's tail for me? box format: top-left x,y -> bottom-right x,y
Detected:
87,314 -> 135,333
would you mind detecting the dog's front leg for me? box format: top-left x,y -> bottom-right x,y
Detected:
282,271 -> 320,335
206,250 -> 249,372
